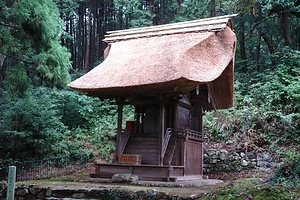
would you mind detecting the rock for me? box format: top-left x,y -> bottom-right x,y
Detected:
241,160 -> 249,167
146,189 -> 165,198
240,152 -> 246,158
36,189 -> 46,199
29,186 -> 42,195
202,164 -> 210,168
23,194 -> 36,200
257,160 -> 269,168
257,153 -> 272,162
205,149 -> 217,156
0,181 -> 7,192
246,152 -> 255,159
269,162 -> 275,168
16,187 -> 29,196
72,192 -> 85,198
112,174 -> 139,183
228,154 -> 235,161
219,150 -> 228,161
46,188 -> 53,197
52,187 -> 73,198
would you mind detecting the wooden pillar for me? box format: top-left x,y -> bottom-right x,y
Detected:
158,98 -> 165,166
115,100 -> 123,162
200,105 -> 204,175
200,105 -> 204,133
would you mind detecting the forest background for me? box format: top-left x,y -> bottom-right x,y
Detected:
0,0 -> 299,185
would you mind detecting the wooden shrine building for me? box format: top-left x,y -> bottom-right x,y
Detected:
68,15 -> 237,182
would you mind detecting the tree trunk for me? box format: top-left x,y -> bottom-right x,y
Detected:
84,2 -> 92,72
70,15 -> 75,70
0,53 -> 6,86
77,2 -> 84,71
261,32 -> 276,66
0,54 -> 5,68
103,0 -> 108,32
159,0 -> 164,24
239,22 -> 247,72
210,0 -> 216,17
279,11 -> 292,46
176,0 -> 183,14
117,6 -> 123,29
255,27 -> 261,71
97,0 -> 104,60
261,32 -> 276,54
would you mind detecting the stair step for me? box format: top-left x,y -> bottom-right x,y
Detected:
123,137 -> 159,165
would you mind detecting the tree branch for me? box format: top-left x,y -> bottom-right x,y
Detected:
0,21 -> 20,30
0,52 -> 36,65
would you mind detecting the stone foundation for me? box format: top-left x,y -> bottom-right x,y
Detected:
0,184 -> 203,200
203,149 -> 277,173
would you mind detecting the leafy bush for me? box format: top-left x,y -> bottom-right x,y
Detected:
0,87 -> 68,160
202,178 -> 294,200
0,86 -> 132,162
270,155 -> 300,187
204,48 -> 300,152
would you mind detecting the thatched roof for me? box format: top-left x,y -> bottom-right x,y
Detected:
68,15 -> 237,109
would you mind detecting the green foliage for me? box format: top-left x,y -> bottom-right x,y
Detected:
0,0 -> 71,88
35,43 -> 71,88
53,0 -> 83,16
3,64 -> 32,96
0,87 -> 126,161
202,178 -> 294,200
0,0 -> 299,167
113,0 -> 153,28
12,0 -> 62,50
204,48 -> 300,152
175,0 -> 210,21
0,87 -> 68,160
257,0 -> 300,15
270,155 -> 300,187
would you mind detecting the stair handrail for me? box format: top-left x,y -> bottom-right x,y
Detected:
168,137 -> 178,166
162,128 -> 172,160
119,131 -> 132,155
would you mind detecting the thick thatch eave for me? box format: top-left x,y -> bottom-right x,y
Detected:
68,15 -> 237,110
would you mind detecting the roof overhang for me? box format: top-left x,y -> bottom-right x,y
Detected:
68,15 -> 237,109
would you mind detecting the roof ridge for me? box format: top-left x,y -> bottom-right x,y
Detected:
104,14 -> 237,42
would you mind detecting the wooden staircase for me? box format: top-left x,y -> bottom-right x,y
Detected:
123,137 -> 159,165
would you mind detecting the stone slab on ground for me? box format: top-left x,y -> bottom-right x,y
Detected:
76,176 -> 223,187
133,179 -> 223,187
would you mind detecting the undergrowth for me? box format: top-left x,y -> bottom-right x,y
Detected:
203,48 -> 300,158
269,155 -> 300,187
202,178 -> 300,200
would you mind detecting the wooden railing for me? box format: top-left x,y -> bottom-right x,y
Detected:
119,131 -> 132,155
162,128 -> 172,160
163,128 -> 203,165
183,128 -> 203,141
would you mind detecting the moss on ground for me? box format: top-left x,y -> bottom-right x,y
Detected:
202,178 -> 300,200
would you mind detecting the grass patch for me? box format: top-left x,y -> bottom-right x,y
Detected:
202,178 -> 300,200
